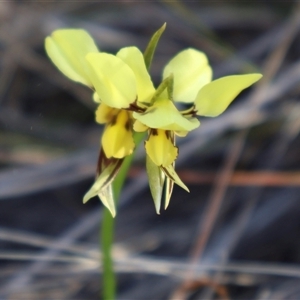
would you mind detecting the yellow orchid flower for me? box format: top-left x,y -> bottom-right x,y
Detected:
133,98 -> 199,192
45,25 -> 262,217
45,30 -> 154,161
45,29 -> 156,216
132,48 -> 262,213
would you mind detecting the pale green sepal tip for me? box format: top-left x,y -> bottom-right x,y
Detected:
162,165 -> 189,192
83,188 -> 96,204
164,177 -> 174,210
83,168 -> 112,201
98,184 -> 116,218
146,154 -> 165,214
195,73 -> 263,117
83,158 -> 122,217
83,183 -> 116,218
144,23 -> 166,70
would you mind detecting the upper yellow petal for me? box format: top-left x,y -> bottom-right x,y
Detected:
45,29 -> 99,87
133,99 -> 200,132
195,74 -> 263,117
102,110 -> 135,158
163,49 -> 212,103
117,47 -> 155,103
86,53 -> 137,109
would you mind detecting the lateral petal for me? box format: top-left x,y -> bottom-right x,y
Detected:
163,49 -> 212,103
195,74 -> 263,117
45,29 -> 99,87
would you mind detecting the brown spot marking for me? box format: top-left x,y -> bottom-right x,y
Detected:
110,114 -> 118,126
125,113 -> 132,131
150,128 -> 158,136
126,100 -> 146,113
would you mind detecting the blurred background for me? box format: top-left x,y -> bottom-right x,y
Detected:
1,1 -> 300,299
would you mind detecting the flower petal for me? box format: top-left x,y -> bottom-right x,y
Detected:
117,47 -> 155,103
163,49 -> 212,103
133,99 -> 200,131
45,29 -> 99,87
102,110 -> 135,158
195,74 -> 263,117
95,103 -> 119,124
133,120 -> 148,132
145,129 -> 178,167
86,53 -> 137,109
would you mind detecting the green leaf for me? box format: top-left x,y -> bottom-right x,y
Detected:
195,74 -> 262,117
146,154 -> 165,214
143,23 -> 166,71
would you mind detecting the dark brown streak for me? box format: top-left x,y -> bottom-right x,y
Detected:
150,128 -> 158,136
161,166 -> 175,181
181,105 -> 198,117
125,112 -> 132,131
126,100 -> 146,113
102,158 -> 124,188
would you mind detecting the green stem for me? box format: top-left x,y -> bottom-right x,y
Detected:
100,132 -> 145,299
101,209 -> 116,300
